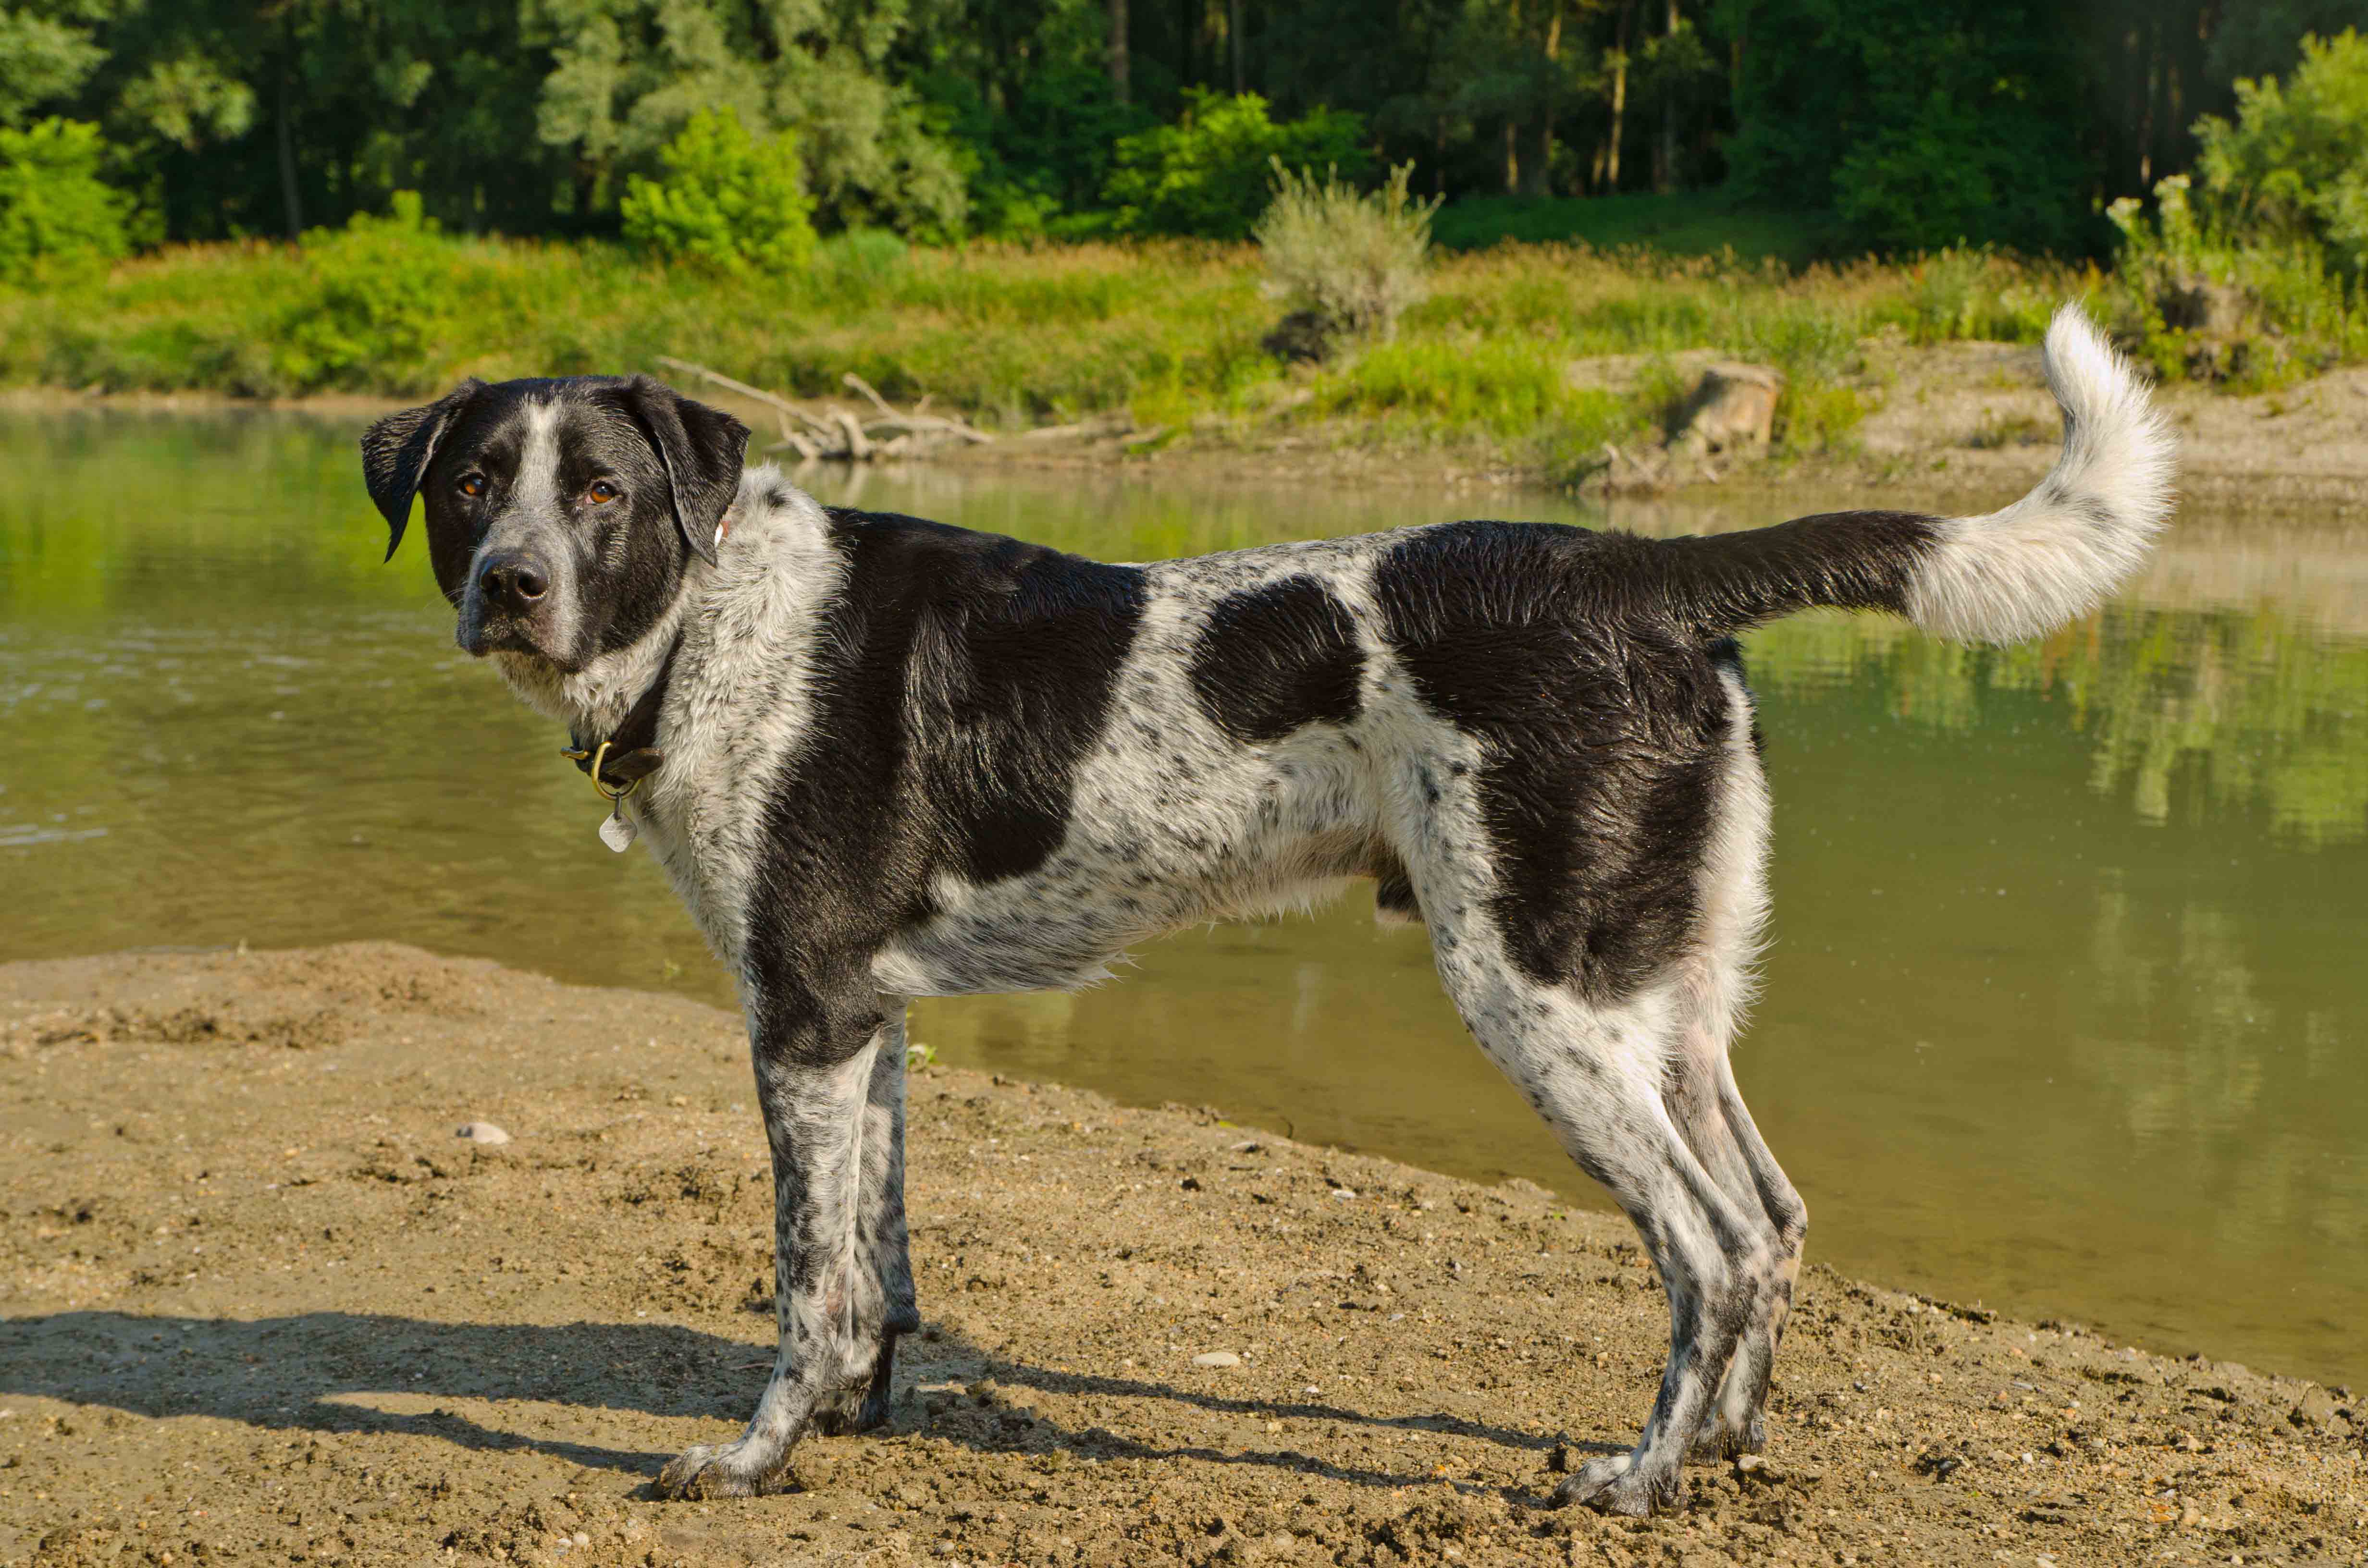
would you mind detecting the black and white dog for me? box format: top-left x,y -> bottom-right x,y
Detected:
360,306 -> 2171,1514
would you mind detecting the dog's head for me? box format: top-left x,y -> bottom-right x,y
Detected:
362,376 -> 750,672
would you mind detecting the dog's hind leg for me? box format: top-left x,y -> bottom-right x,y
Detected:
657,982 -> 897,1498
1665,658 -> 1806,1461
811,1003 -> 920,1436
1684,1055 -> 1805,1459
1403,833 -> 1782,1514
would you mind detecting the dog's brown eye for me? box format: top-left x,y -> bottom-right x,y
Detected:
587,480 -> 619,504
458,473 -> 485,498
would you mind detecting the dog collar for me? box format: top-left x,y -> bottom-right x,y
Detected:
561,632 -> 682,804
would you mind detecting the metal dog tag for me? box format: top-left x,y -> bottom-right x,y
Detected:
599,800 -> 638,853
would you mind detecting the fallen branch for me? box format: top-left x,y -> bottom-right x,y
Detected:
653,355 -> 991,462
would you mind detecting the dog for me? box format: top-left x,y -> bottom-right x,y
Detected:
359,305 -> 2171,1514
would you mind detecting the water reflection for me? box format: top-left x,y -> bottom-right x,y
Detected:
1,410 -> 2360,1385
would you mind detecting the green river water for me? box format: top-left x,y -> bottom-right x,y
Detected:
4,410 -> 2363,1387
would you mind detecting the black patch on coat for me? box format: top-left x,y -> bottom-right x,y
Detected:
1643,509 -> 1942,634
742,509 -> 1147,1060
1372,520 -> 1731,998
1374,869 -> 1422,922
1188,575 -> 1365,743
1374,512 -> 1944,994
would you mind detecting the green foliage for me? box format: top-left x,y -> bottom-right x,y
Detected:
2195,29 -> 2368,274
272,193 -> 474,394
2207,0 -> 2368,88
1256,161 -> 1440,343
0,7 -> 106,128
2106,172 -> 2367,390
1431,191 -> 1830,263
1107,91 -> 1369,240
1719,0 -> 2098,256
0,117 -> 130,287
621,110 -> 816,276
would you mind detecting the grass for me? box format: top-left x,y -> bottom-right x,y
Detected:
1431,190 -> 1838,266
0,214 -> 2186,481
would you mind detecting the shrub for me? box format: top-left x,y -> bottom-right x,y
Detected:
2107,172 -> 2368,388
0,118 -> 133,288
2195,29 -> 2368,275
1255,160 -> 1440,347
271,192 -> 471,394
622,110 -> 818,276
1106,90 -> 1368,240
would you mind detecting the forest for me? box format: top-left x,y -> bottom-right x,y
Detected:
3,0 -> 2363,255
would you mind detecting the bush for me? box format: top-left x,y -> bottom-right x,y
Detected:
2195,29 -> 2368,276
622,110 -> 818,276
2105,172 -> 2365,389
1256,161 -> 1439,346
0,118 -> 133,288
271,192 -> 473,394
1106,90 -> 1368,240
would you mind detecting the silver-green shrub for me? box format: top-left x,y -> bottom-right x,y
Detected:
1254,160 -> 1440,347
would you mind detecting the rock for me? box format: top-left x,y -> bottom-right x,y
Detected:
455,1122 -> 511,1146
2157,277 -> 2250,335
1672,363 -> 1782,457
1192,1350 -> 1241,1368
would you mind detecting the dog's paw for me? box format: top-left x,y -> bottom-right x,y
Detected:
1550,1452 -> 1678,1517
654,1438 -> 796,1500
1685,1413 -> 1764,1464
809,1380 -> 891,1437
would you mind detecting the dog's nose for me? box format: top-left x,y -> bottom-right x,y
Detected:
476,551 -> 549,612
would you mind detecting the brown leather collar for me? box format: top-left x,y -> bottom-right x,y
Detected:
564,632 -> 681,796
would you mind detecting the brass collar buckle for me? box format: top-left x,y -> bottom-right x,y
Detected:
559,739 -> 641,803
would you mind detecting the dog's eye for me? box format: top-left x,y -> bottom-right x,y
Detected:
586,480 -> 620,504
457,473 -> 486,498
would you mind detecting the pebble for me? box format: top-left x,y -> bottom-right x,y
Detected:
455,1122 -> 510,1146
1192,1351 -> 1241,1368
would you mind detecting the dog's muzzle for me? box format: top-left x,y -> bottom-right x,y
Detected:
459,546 -> 574,663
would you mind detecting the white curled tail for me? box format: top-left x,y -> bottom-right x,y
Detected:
1904,304 -> 2177,643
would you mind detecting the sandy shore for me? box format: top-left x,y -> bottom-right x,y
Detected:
1,945 -> 2361,1567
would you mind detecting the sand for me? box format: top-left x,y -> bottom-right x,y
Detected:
2,944 -> 2361,1567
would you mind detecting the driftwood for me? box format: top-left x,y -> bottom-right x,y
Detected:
653,356 -> 992,463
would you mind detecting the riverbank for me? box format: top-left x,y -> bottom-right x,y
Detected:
2,945 -> 2360,1567
13,332 -> 2368,518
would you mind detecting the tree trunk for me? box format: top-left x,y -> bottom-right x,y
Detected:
1534,1 -> 1563,197
1107,0 -> 1129,104
1654,0 -> 1678,193
1504,119 -> 1519,195
275,51 -> 303,239
1229,0 -> 1244,94
1607,0 -> 1633,191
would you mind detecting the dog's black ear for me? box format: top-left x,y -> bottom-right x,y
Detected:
617,375 -> 751,566
361,380 -> 484,561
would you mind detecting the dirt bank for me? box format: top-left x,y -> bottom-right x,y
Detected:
2,945 -> 2362,1567
935,338 -> 2368,516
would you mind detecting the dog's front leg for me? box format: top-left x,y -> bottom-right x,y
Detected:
657,985 -> 890,1499
812,1004 -> 919,1435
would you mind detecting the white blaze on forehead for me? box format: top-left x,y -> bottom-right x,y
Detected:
515,398 -> 565,512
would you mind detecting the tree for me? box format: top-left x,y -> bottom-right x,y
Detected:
1104,88 -> 1366,237
2196,27 -> 2368,272
1717,0 -> 2098,254
527,0 -> 967,238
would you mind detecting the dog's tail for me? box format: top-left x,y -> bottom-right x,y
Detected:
1654,304 -> 2175,642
